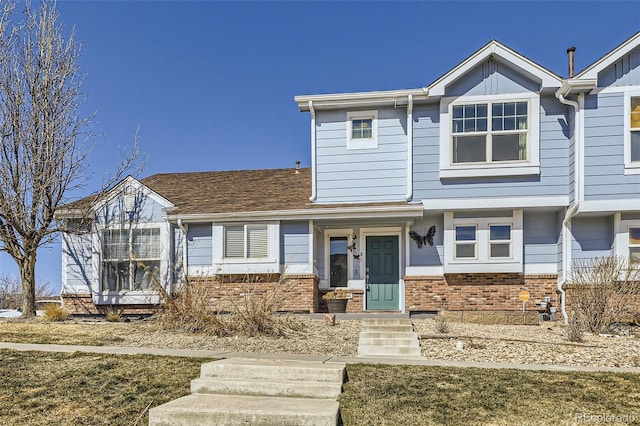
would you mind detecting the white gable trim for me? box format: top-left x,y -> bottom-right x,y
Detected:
93,176 -> 175,212
427,41 -> 562,97
575,32 -> 640,80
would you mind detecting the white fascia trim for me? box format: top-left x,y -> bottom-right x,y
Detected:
422,196 -> 568,211
575,32 -> 640,80
94,176 -> 175,212
580,199 -> 640,213
166,205 -> 425,222
439,93 -> 541,179
556,78 -> 597,96
428,41 -> 561,97
294,88 -> 428,111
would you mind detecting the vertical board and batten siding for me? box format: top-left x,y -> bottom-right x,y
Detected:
523,211 -> 561,267
570,216 -> 614,261
281,221 -> 310,265
187,223 -> 213,266
413,95 -> 570,200
314,108 -> 407,203
408,215 -> 444,267
445,58 -> 540,97
62,231 -> 93,292
583,93 -> 640,200
94,192 -> 166,226
597,47 -> 640,88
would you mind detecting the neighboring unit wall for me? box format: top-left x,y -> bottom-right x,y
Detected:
523,211 -> 561,274
314,108 -> 408,203
583,92 -> 640,199
570,215 -> 614,262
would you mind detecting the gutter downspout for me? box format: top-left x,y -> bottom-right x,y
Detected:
555,90 -> 581,324
177,219 -> 188,290
308,100 -> 317,202
405,94 -> 414,201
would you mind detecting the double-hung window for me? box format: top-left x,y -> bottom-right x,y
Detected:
440,94 -> 540,178
454,225 -> 477,259
102,227 -> 160,291
346,110 -> 378,150
489,225 -> 512,258
452,101 -> 528,164
224,224 -> 268,259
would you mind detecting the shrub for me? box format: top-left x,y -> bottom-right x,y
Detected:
42,303 -> 69,322
434,314 -> 450,334
565,313 -> 584,343
568,256 -> 640,334
104,307 -> 122,322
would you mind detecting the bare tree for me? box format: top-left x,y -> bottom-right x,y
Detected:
0,1 -> 139,317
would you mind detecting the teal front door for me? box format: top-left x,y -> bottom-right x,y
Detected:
366,236 -> 399,311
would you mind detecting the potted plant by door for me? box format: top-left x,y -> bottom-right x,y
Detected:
323,289 -> 348,313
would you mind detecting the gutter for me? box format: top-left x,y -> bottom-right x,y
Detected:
405,94 -> 414,201
308,100 -> 317,202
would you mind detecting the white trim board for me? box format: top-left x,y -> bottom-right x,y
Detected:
422,196 -> 568,211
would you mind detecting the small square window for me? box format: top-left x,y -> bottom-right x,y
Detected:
490,225 -> 511,259
455,225 -> 477,259
347,110 -> 378,150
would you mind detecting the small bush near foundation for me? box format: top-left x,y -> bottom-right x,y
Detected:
227,277 -> 304,337
41,303 -> 69,322
104,307 -> 122,323
569,256 -> 640,334
566,313 -> 584,343
434,315 -> 450,334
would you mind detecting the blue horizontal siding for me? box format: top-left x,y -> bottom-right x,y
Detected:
63,233 -> 93,291
409,215 -> 444,267
523,211 -> 560,265
187,223 -> 212,267
281,221 -> 309,265
571,216 -> 613,261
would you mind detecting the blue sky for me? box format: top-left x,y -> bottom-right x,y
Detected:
1,1 -> 638,293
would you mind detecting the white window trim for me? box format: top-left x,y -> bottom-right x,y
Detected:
212,222 -> 280,273
444,210 -> 523,273
439,93 -> 540,178
615,214 -> 640,259
321,228 -> 354,289
223,223 -> 269,260
623,90 -> 640,175
346,110 -> 378,150
488,223 -> 513,259
92,221 -> 170,300
454,225 -> 478,260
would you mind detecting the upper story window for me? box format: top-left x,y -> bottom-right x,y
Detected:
452,101 -> 528,164
440,94 -> 540,178
624,93 -> 640,174
224,224 -> 268,259
102,227 -> 160,292
347,110 -> 378,150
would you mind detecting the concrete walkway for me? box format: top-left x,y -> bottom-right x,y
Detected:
1,341 -> 639,374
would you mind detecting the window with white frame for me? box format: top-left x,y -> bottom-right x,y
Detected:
102,227 -> 160,291
329,236 -> 348,287
454,225 -> 477,259
452,101 -> 528,164
439,95 -> 540,178
346,110 -> 377,150
630,96 -> 640,162
224,224 -> 268,259
444,211 -> 523,273
630,228 -> 640,260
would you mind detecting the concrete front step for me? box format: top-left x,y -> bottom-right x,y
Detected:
362,318 -> 413,326
358,337 -> 420,347
191,377 -> 343,399
360,325 -> 414,333
149,393 -> 340,426
359,331 -> 419,340
357,345 -> 422,357
200,358 -> 345,383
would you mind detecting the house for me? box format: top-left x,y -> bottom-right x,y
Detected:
59,32 -> 640,320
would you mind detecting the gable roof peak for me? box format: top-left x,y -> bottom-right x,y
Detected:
574,31 -> 640,80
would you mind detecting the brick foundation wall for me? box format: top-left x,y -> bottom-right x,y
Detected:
404,274 -> 559,313
61,294 -> 159,316
192,275 -> 319,313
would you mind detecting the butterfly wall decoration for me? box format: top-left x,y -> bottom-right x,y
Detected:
409,226 -> 436,248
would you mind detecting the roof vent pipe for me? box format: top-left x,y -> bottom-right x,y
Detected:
295,160 -> 300,174
567,46 -> 576,78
